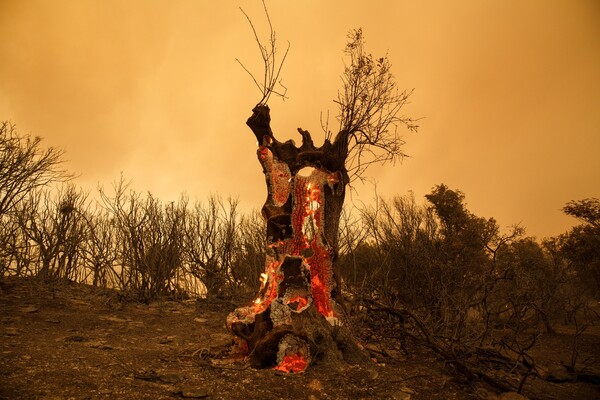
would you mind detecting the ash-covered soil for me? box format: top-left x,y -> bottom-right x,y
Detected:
1,277 -> 598,400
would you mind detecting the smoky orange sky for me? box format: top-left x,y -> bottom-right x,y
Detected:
1,0 -> 599,239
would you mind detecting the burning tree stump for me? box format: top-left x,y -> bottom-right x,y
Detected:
227,104 -> 369,372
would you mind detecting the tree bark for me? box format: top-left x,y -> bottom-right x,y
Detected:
227,105 -> 368,372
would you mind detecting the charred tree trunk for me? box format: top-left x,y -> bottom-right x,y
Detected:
227,105 -> 368,372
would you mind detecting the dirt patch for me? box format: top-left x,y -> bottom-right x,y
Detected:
1,277 -> 598,399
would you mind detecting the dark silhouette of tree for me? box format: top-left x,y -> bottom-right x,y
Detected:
15,185 -> 88,281
228,19 -> 417,372
182,195 -> 241,298
98,177 -> 186,301
495,238 -> 564,334
334,29 -> 418,181
563,198 -> 600,228
559,198 -> 600,297
347,188 -> 566,393
0,121 -> 68,217
0,122 -> 69,278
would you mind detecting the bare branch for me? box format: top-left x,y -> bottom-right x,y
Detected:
0,121 -> 71,217
331,29 -> 419,182
237,1 -> 290,105
235,57 -> 265,94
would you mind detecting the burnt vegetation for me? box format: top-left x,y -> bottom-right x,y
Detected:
2,115 -> 600,400
2,22 -> 600,399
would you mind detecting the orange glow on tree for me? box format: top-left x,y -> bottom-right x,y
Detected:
226,24 -> 414,371
227,104 -> 370,371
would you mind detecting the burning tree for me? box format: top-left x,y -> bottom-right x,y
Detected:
227,13 -> 417,372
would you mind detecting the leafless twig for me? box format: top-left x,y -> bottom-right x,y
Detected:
236,0 -> 289,105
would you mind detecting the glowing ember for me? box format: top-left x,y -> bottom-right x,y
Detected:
286,295 -> 309,311
310,273 -> 334,317
253,284 -> 273,313
257,145 -> 291,206
274,353 -> 308,373
260,272 -> 269,284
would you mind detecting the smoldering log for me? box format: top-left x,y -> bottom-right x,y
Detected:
226,105 -> 368,372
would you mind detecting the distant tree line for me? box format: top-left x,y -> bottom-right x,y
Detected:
336,185 -> 599,390
2,121 -> 599,391
0,122 -> 266,301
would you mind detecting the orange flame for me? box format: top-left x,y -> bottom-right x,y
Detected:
274,353 -> 308,373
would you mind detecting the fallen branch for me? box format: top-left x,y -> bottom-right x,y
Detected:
360,298 -> 519,393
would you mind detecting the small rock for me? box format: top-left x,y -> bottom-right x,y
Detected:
87,341 -> 114,350
135,369 -> 160,382
210,359 -> 233,367
194,317 -> 208,323
158,373 -> 184,384
98,389 -> 113,395
160,336 -> 176,344
19,305 -> 40,313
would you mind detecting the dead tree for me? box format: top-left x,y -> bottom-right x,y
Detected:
0,121 -> 68,218
228,18 -> 417,372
